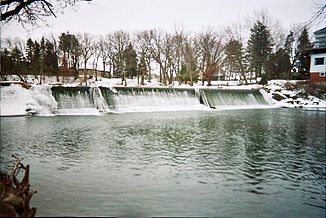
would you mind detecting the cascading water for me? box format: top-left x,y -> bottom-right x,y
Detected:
89,87 -> 111,113
48,86 -> 276,115
202,89 -> 273,109
109,87 -> 209,113
51,86 -> 101,115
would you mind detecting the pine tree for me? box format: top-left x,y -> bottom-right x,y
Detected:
224,39 -> 249,84
247,21 -> 273,81
296,27 -> 312,78
25,38 -> 34,74
124,42 -> 137,79
137,52 -> 147,85
10,46 -> 25,75
0,49 -> 12,75
266,48 -> 291,79
32,41 -> 40,75
25,38 -> 34,63
44,40 -> 59,76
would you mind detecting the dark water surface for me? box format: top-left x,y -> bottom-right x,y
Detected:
0,109 -> 325,217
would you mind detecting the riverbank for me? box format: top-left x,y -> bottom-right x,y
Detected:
266,80 -> 326,110
1,76 -> 325,116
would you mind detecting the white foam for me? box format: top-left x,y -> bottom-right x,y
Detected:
54,108 -> 103,115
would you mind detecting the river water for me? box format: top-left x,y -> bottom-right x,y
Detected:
0,109 -> 325,217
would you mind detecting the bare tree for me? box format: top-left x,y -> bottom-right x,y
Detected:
147,29 -> 175,85
78,33 -> 95,85
98,35 -> 112,78
0,0 -> 81,25
196,28 -> 225,86
106,31 -> 130,85
92,39 -> 101,81
181,35 -> 199,86
134,30 -> 153,82
166,30 -> 186,85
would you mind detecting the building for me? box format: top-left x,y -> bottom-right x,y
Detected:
309,27 -> 326,84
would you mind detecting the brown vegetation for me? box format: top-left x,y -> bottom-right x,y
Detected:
0,155 -> 37,217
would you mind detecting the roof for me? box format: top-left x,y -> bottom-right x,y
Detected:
314,27 -> 326,35
306,47 -> 326,54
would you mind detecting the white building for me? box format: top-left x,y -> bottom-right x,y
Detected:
309,27 -> 326,83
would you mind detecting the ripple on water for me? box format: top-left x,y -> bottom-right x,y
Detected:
0,109 -> 325,217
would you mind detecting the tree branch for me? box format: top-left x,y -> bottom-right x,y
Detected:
1,0 -> 36,21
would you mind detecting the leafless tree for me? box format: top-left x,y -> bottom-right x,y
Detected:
181,34 -> 199,86
0,0 -> 81,25
147,29 -> 166,84
78,33 -> 95,85
196,28 -> 225,86
166,30 -> 186,85
106,31 -> 130,85
98,35 -> 112,78
92,39 -> 101,81
134,31 -> 153,82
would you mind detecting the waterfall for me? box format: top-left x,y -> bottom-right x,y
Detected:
109,87 -> 209,113
51,86 -> 101,115
89,87 -> 110,113
48,86 -> 276,115
202,89 -> 273,109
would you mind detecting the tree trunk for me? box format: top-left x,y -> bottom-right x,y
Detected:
0,155 -> 37,217
84,61 -> 87,86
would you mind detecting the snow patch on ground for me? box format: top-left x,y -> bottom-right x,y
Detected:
1,84 -> 57,116
266,80 -> 326,110
1,77 -> 325,116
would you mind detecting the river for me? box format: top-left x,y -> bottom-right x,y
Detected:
0,109 -> 325,217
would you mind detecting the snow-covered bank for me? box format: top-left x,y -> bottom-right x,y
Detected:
1,78 -> 325,116
266,80 -> 326,111
0,85 -> 57,116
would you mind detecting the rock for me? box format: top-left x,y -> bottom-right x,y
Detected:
272,93 -> 286,101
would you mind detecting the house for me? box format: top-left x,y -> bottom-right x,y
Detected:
309,27 -> 326,84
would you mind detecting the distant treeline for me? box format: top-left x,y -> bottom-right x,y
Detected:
1,17 -> 313,85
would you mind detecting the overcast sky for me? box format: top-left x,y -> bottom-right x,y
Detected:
2,0 -> 325,39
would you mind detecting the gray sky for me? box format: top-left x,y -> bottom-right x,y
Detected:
1,0 -> 325,39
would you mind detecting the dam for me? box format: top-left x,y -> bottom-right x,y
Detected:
50,86 -> 274,115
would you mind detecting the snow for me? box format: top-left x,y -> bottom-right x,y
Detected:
266,80 -> 326,110
1,76 -> 325,117
0,84 -> 57,116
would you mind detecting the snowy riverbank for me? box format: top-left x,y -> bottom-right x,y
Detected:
266,80 -> 326,110
1,77 -> 325,116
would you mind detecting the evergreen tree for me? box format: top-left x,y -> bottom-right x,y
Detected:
0,49 -> 12,75
10,46 -> 26,75
44,40 -> 59,76
137,53 -> 147,85
32,41 -> 41,74
69,34 -> 80,71
59,32 -> 80,80
25,38 -> 34,74
59,33 -> 70,67
225,39 -> 249,84
179,61 -> 198,85
124,42 -> 137,79
266,48 -> 292,79
25,38 -> 34,63
295,27 -> 312,78
247,21 -> 273,80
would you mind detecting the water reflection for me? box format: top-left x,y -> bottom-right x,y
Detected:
0,109 -> 325,217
